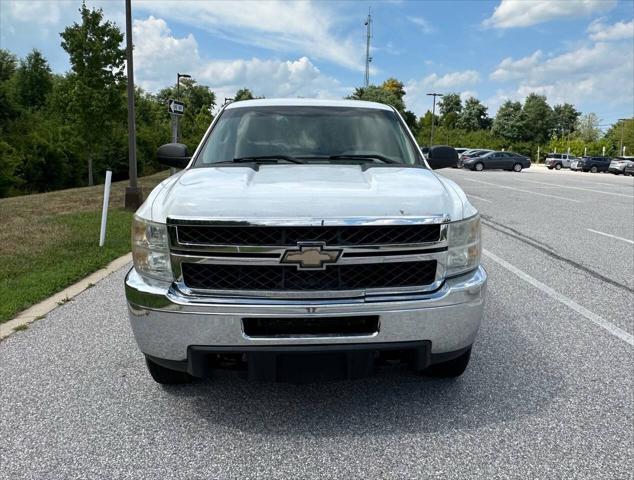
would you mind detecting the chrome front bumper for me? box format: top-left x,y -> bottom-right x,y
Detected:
125,266 -> 487,361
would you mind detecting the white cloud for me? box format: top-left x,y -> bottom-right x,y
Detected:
405,70 -> 481,114
198,57 -> 344,101
587,18 -> 634,41
417,70 -> 481,89
409,16 -> 436,34
4,0 -> 63,25
133,17 -> 200,91
487,42 -> 634,113
131,17 -> 344,103
490,51 -> 543,81
484,0 -> 616,29
134,1 -> 364,72
460,91 -> 479,102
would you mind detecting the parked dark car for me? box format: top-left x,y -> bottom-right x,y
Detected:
462,151 -> 531,172
457,149 -> 493,168
571,156 -> 612,173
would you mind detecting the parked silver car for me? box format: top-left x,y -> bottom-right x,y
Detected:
608,157 -> 634,175
545,153 -> 577,170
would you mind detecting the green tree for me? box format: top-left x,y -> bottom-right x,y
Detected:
492,100 -> 524,141
603,118 -> 634,156
456,97 -> 491,131
521,93 -> 554,143
157,78 -> 215,150
0,50 -> 19,131
0,140 -> 21,196
347,84 -> 406,114
14,50 -> 53,109
60,2 -> 126,185
135,88 -> 169,175
381,78 -> 406,99
575,113 -> 601,143
234,88 -> 254,101
552,103 -> 580,136
438,93 -> 462,129
0,49 -> 17,82
415,110 -> 440,146
401,110 -> 418,135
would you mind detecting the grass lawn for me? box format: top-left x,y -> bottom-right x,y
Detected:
0,171 -> 170,323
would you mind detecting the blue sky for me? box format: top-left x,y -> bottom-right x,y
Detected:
1,0 -> 633,125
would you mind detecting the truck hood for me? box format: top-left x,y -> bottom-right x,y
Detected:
139,165 -> 473,223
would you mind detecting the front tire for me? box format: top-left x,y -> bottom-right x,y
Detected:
474,162 -> 484,171
513,163 -> 523,172
555,164 -> 562,170
590,166 -> 598,173
424,348 -> 472,378
145,357 -> 194,384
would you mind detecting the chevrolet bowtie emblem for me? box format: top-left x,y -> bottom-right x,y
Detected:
281,242 -> 342,270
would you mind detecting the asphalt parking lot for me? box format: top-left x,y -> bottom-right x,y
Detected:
1,166 -> 632,479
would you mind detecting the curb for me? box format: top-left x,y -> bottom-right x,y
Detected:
0,253 -> 132,340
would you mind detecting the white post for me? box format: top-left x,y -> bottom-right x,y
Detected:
602,146 -> 606,156
537,146 -> 540,163
623,146 -> 627,156
584,147 -> 587,156
99,170 -> 112,247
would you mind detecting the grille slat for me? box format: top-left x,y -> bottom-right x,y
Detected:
182,261 -> 437,291
176,224 -> 440,246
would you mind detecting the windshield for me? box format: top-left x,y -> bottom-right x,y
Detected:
194,106 -> 421,166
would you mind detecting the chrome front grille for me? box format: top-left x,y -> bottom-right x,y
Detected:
167,217 -> 449,299
176,224 -> 441,247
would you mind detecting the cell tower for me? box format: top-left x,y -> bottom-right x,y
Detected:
364,8 -> 372,87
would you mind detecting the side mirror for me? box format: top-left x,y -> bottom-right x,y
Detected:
157,143 -> 191,169
427,145 -> 458,170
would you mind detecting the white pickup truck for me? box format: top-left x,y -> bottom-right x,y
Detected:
125,99 -> 487,384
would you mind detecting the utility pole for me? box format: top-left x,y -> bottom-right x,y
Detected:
427,93 -> 442,147
364,9 -> 372,87
124,0 -> 143,210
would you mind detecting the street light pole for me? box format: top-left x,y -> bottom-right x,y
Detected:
124,0 -> 143,210
427,93 -> 443,147
618,118 -> 628,156
174,73 -> 191,143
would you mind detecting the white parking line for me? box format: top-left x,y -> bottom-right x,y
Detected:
483,249 -> 634,347
466,194 -> 492,203
586,229 -> 634,245
460,178 -> 580,202
515,179 -> 634,199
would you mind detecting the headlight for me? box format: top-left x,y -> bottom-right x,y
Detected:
446,215 -> 481,277
131,216 -> 172,281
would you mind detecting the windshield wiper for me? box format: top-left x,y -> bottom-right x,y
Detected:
327,154 -> 400,164
231,155 -> 305,164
